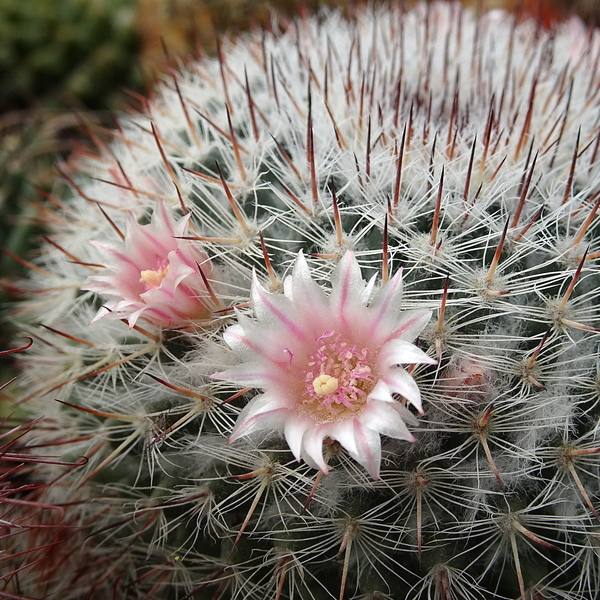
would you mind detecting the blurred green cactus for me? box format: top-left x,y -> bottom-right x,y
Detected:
0,0 -> 140,111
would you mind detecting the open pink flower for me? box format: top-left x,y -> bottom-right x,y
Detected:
84,202 -> 214,328
212,251 -> 435,479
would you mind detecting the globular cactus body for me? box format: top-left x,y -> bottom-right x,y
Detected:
5,3 -> 600,599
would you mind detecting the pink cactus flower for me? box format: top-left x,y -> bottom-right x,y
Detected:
212,251 -> 436,479
84,202 -> 214,329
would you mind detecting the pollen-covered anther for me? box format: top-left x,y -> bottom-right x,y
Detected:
312,374 -> 338,395
140,261 -> 169,289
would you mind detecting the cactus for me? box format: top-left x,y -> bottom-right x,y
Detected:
5,2 -> 600,599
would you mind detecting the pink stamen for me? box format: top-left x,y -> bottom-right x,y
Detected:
301,331 -> 376,422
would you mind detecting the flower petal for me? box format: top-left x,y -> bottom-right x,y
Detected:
229,392 -> 289,442
387,309 -> 434,344
284,417 -> 312,461
224,318 -> 291,364
251,271 -> 308,343
330,252 -> 366,325
300,427 -> 330,473
211,361 -> 289,388
362,400 -> 417,440
367,267 -> 403,338
368,379 -> 395,403
379,339 -> 436,369
328,419 -> 360,458
381,367 -> 424,413
128,215 -> 175,258
350,419 -> 382,479
288,251 -> 329,326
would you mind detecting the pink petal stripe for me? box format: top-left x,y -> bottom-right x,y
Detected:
300,427 -> 330,473
251,271 -> 308,342
211,362 -> 289,387
224,321 -> 294,365
89,241 -> 141,271
362,400 -> 416,441
367,268 -> 403,336
132,220 -> 174,255
381,368 -> 424,413
229,407 -> 289,442
173,249 -> 199,270
379,339 -> 436,368
331,252 -> 362,325
229,393 -> 290,442
387,309 -> 433,343
284,418 -> 311,461
156,199 -> 176,233
353,420 -> 381,479
337,256 -> 353,311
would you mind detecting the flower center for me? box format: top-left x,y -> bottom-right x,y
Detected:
140,259 -> 170,290
300,331 -> 376,423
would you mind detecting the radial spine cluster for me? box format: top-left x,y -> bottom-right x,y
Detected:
5,2 -> 600,599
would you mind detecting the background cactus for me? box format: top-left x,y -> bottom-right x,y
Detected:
4,2 -> 600,599
0,0 -> 142,299
0,0 -> 139,111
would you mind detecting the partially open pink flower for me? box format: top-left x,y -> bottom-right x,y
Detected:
212,251 -> 435,479
84,202 -> 214,328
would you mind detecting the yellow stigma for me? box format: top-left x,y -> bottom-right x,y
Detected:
140,264 -> 169,288
312,374 -> 339,395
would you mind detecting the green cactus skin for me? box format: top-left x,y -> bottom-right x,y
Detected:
4,3 -> 600,599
